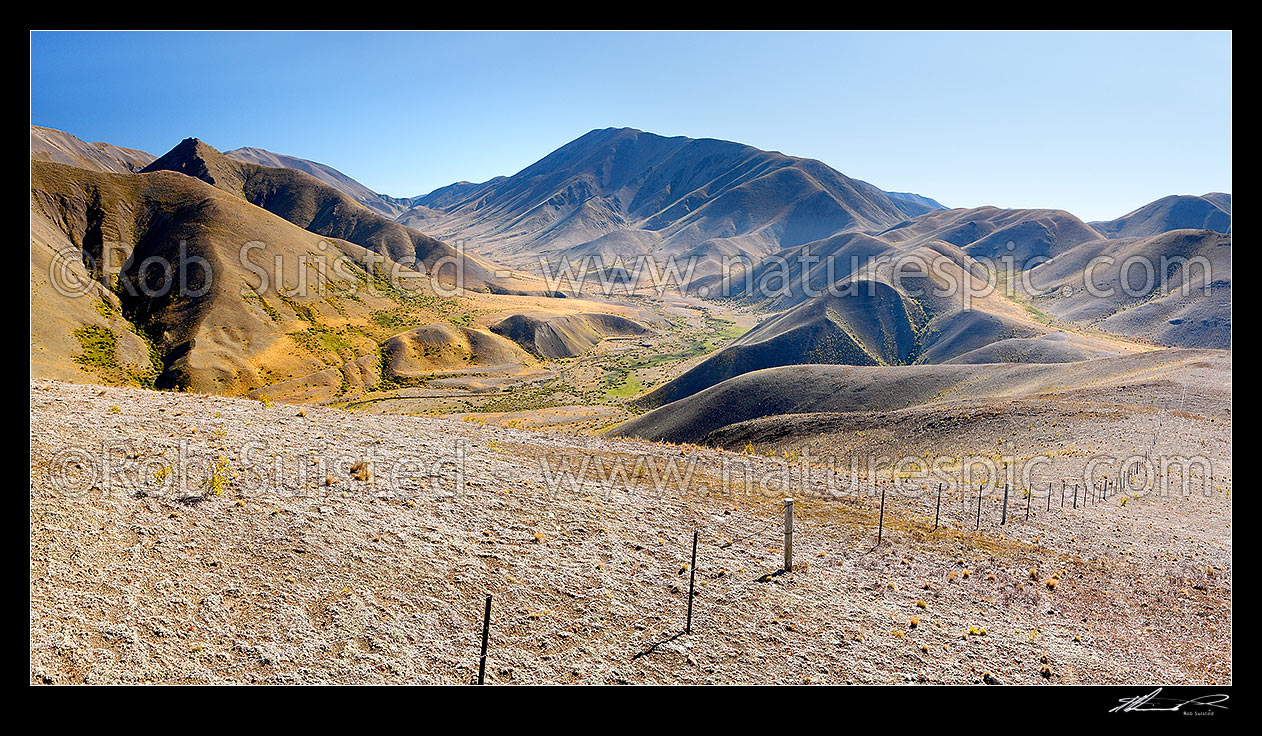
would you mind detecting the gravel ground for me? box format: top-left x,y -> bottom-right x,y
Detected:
30,379 -> 1231,685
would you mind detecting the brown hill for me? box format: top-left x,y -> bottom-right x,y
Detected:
382,323 -> 534,377
30,125 -> 155,174
490,312 -> 650,358
873,206 -> 1103,262
30,160 -> 467,394
142,138 -> 508,291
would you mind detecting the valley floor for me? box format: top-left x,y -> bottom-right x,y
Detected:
30,379 -> 1230,685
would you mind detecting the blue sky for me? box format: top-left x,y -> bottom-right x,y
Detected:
30,31 -> 1230,221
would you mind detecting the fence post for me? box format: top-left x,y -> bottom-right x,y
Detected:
1061,480 -> 1065,508
1001,484 -> 1009,525
1073,483 -> 1078,509
877,485 -> 886,546
1026,486 -> 1031,521
686,530 -> 698,634
933,483 -> 942,531
783,498 -> 794,572
975,487 -> 982,530
477,594 -> 492,685
1047,484 -> 1052,512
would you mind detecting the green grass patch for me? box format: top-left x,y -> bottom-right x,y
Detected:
71,324 -> 156,387
287,326 -> 355,365
604,369 -> 644,398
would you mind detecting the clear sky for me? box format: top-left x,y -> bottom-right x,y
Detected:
30,31 -> 1230,221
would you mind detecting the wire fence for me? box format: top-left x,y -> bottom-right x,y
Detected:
141,452 -> 1210,685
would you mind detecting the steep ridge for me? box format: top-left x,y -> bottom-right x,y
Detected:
224,146 -> 413,219
31,125 -> 155,174
638,283 -> 927,409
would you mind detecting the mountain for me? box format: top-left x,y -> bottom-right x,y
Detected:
1090,194 -> 1231,238
224,146 -> 413,219
29,125 -> 1231,409
141,138 -> 512,291
30,125 -> 155,174
403,127 -> 944,282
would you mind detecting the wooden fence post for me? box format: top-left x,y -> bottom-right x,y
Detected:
477,594 -> 492,685
933,483 -> 942,531
877,485 -> 886,546
1001,484 -> 1009,525
783,498 -> 794,572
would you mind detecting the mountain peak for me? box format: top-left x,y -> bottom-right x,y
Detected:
141,137 -> 245,192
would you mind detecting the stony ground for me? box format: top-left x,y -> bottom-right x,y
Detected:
30,379 -> 1231,685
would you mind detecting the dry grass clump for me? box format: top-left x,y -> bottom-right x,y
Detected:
350,461 -> 371,482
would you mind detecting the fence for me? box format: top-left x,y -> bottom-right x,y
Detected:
147,464 -> 1163,685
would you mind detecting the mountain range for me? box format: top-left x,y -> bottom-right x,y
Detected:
30,123 -> 1231,411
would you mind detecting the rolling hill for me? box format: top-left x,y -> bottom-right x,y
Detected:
1090,193 -> 1231,238
614,348 -> 1226,447
634,203 -> 1153,409
490,312 -> 651,359
1023,228 -> 1231,348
